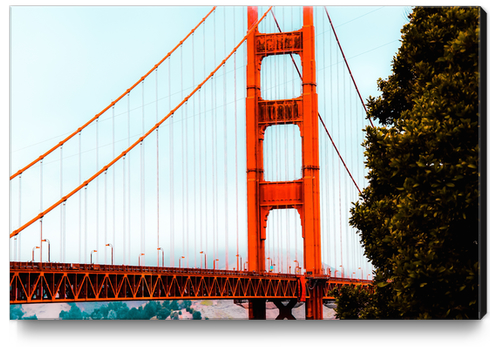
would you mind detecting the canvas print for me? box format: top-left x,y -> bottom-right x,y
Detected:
9,5 -> 485,321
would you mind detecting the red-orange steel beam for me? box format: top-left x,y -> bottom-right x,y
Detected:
10,262 -> 299,304
10,262 -> 370,304
10,6 -> 217,181
10,7 -> 273,239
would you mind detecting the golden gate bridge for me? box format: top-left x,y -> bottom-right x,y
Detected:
10,6 -> 376,320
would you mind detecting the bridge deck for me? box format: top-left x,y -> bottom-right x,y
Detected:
10,261 -> 370,304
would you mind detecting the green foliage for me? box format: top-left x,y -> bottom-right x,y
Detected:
344,6 -> 481,319
55,300 -> 201,320
192,311 -> 202,320
170,300 -> 179,311
157,307 -> 171,320
10,305 -> 38,320
59,303 -> 85,320
182,300 -> 192,310
330,285 -> 370,319
10,305 -> 24,320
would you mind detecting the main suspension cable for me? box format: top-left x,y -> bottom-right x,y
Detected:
10,6 -> 273,240
10,6 -> 217,181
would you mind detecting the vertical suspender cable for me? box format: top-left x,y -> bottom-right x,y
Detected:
40,159 -> 43,263
339,162 -> 343,276
180,44 -> 185,266
127,93 -> 131,264
212,10 -> 216,266
84,185 -> 88,264
155,68 -> 160,266
184,101 -> 188,267
127,93 -> 132,264
233,6 -> 239,271
18,174 -> 22,261
329,27 -> 337,272
169,57 -> 174,267
199,88 -> 203,266
78,132 -> 82,263
104,170 -> 107,264
60,145 -> 63,262
203,22 -> 208,266
223,8 -> 229,270
123,154 -> 126,265
112,105 -> 116,263
96,118 -> 99,264
192,33 -> 197,269
141,80 -> 145,265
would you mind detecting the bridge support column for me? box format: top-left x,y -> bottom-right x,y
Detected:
272,299 -> 297,320
306,284 -> 323,320
248,299 -> 266,320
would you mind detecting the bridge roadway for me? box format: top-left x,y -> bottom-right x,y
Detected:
10,261 -> 371,304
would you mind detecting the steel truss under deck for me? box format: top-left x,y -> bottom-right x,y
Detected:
10,261 -> 371,304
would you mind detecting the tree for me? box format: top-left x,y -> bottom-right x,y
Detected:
157,307 -> 171,320
192,311 -> 202,320
59,303 -> 84,320
343,6 -> 481,319
107,309 -> 117,320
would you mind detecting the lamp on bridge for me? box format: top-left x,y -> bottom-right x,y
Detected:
106,243 -> 114,265
138,253 -> 145,266
351,272 -> 356,279
339,265 -> 344,278
179,256 -> 185,268
358,267 -> 363,280
157,248 -> 164,267
244,261 -> 248,271
213,258 -> 219,270
267,257 -> 274,273
41,239 -> 50,263
293,260 -> 299,274
200,251 -> 206,269
90,250 -> 97,264
31,246 -> 40,262
367,273 -> 372,281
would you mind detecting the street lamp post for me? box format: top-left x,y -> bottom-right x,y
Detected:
90,250 -> 97,264
106,243 -> 114,265
138,253 -> 145,266
157,248 -> 164,267
340,265 -> 344,278
41,239 -> 50,262
244,261 -> 248,271
179,256 -> 185,268
293,260 -> 299,274
32,246 -> 40,262
358,267 -> 363,280
213,258 -> 219,270
267,257 -> 273,272
200,251 -> 206,269
351,272 -> 356,279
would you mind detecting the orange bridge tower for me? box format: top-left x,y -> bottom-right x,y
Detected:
246,6 -> 323,320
